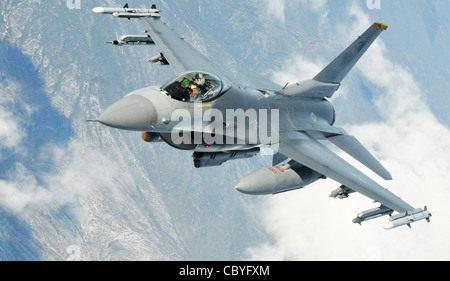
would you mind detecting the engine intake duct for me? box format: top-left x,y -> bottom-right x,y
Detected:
193,148 -> 260,168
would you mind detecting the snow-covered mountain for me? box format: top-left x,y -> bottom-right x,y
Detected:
0,0 -> 269,261
0,0 -> 449,260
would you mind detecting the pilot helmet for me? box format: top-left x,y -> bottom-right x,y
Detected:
194,73 -> 206,86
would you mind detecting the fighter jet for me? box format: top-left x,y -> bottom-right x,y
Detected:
92,4 -> 431,229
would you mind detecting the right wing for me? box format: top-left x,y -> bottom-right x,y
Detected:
138,16 -> 226,77
95,5 -> 283,90
93,5 -> 229,78
276,130 -> 414,213
139,16 -> 283,90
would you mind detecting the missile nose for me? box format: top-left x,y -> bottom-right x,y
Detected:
92,7 -> 105,14
235,179 -> 249,194
383,222 -> 395,230
99,95 -> 157,131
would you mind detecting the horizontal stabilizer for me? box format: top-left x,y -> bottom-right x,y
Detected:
275,79 -> 340,99
327,134 -> 392,180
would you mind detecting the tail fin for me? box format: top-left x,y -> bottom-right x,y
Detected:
276,23 -> 387,99
314,23 -> 388,84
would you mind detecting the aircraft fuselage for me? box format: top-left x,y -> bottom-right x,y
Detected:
99,83 -> 335,154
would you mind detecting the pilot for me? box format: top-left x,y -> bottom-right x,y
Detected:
188,73 -> 207,101
194,73 -> 206,88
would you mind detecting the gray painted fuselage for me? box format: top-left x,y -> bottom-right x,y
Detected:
99,84 -> 335,153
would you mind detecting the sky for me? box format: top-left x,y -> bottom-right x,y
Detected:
245,0 -> 450,261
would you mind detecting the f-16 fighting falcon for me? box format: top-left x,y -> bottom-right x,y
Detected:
91,4 -> 431,230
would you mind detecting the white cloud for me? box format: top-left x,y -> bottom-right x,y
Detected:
0,78 -> 133,218
0,105 -> 22,149
263,0 -> 287,24
0,81 -> 23,150
302,0 -> 328,14
0,139 -> 123,217
246,1 -> 450,260
0,81 -> 93,215
271,55 -> 324,85
262,0 -> 328,24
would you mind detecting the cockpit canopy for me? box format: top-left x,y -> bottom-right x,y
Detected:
161,71 -> 223,102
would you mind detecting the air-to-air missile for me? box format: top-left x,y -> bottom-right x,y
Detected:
92,4 -> 160,18
383,207 -> 432,230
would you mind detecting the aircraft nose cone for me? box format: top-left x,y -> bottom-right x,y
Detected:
99,95 -> 157,131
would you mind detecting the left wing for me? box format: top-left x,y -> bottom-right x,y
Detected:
276,131 -> 414,213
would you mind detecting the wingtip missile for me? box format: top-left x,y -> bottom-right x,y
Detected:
92,6 -> 160,17
383,207 -> 431,230
92,7 -> 105,14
